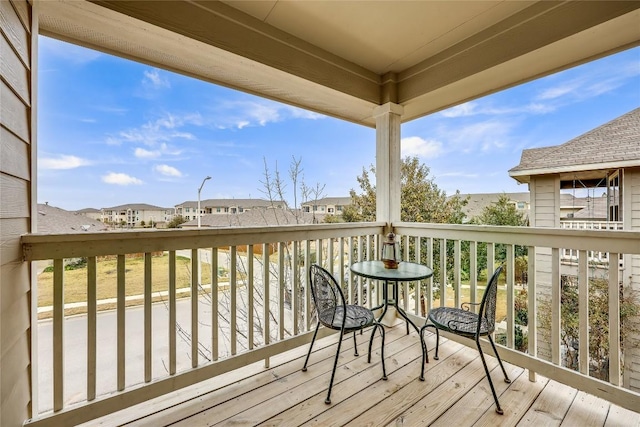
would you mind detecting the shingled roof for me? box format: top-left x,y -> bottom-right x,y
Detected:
181,208 -> 325,228
509,107 -> 640,183
37,204 -> 108,234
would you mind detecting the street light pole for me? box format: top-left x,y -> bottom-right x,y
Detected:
197,176 -> 211,228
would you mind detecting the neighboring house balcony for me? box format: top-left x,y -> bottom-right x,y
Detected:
21,222 -> 640,426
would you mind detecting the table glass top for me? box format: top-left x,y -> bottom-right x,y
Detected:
350,260 -> 433,281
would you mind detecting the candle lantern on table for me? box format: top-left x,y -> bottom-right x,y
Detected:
381,232 -> 401,269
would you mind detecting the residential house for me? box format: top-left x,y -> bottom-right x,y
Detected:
37,204 -> 108,234
181,207 -> 324,228
175,198 -> 286,222
456,192 -> 531,223
301,197 -> 351,216
74,207 -> 101,222
3,1 -> 639,426
101,203 -> 173,227
509,107 -> 640,391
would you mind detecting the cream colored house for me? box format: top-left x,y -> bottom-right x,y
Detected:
509,107 -> 640,391
301,197 -> 351,215
175,198 -> 285,222
101,203 -> 173,227
2,1 -> 640,426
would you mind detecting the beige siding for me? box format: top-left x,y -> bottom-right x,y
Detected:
530,176 -> 560,362
0,0 -> 33,425
623,168 -> 640,392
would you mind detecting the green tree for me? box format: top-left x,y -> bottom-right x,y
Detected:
342,156 -> 468,223
468,193 -> 528,279
472,193 -> 528,226
167,215 -> 188,228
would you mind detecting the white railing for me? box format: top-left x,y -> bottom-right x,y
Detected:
393,222 -> 640,414
560,220 -> 624,264
22,222 -> 640,425
23,222 -> 386,426
560,220 -> 624,230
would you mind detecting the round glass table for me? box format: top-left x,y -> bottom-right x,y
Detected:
350,260 -> 433,333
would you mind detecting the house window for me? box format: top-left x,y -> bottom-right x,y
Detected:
216,207 -> 221,212
337,206 -> 343,212
517,202 -> 525,209
185,208 -> 190,213
224,207 -> 229,213
328,208 -> 334,213
239,207 -> 244,213
231,208 -> 237,213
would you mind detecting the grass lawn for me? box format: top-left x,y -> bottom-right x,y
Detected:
37,254 -> 212,318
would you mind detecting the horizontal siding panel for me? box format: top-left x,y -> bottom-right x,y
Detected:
9,0 -> 30,34
0,173 -> 29,219
1,33 -> 30,104
0,218 -> 28,266
0,0 -> 29,66
0,261 -> 29,311
1,80 -> 30,141
0,126 -> 30,180
0,363 -> 30,427
0,291 -> 29,353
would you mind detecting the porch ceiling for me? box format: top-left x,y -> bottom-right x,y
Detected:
38,1 -> 640,127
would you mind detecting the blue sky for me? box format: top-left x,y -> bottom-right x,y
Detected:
38,36 -> 639,211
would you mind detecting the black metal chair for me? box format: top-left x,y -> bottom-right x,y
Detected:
302,264 -> 387,404
420,265 -> 511,414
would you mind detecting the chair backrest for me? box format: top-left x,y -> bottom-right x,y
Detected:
308,264 -> 347,328
477,265 -> 503,335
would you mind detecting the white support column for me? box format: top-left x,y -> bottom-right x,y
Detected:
374,103 -> 404,227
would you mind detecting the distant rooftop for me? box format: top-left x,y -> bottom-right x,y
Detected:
37,204 -> 108,234
177,199 -> 285,209
302,197 -> 351,205
181,207 -> 324,228
510,107 -> 640,183
103,203 -> 172,211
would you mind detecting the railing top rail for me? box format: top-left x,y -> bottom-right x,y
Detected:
22,222 -> 386,261
392,222 -> 640,255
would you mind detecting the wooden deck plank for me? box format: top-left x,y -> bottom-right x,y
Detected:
428,363 -> 525,427
77,325 -> 640,427
517,379 -> 577,427
208,328 -> 417,426
137,327 -> 392,426
604,404 -> 640,427
385,356 -> 500,427
86,330 -> 342,426
473,368 -> 547,427
560,391 -> 610,427
274,337 -> 464,427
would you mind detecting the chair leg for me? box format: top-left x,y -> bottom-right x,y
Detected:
353,331 -> 359,356
325,328 -> 345,404
422,324 -> 439,360
419,326 -> 427,381
367,324 -> 387,380
476,337 -> 504,415
488,335 -> 511,383
302,322 -> 320,372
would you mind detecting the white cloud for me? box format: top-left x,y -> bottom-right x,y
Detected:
437,120 -> 514,154
212,99 -> 326,129
154,164 -> 182,177
143,69 -> 170,89
110,113 -> 200,147
40,155 -> 91,170
438,172 -> 480,178
135,148 -> 161,159
440,102 -> 477,118
102,172 -> 143,185
401,136 -> 443,159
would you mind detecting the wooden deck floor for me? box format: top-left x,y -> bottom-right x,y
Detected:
83,324 -> 640,427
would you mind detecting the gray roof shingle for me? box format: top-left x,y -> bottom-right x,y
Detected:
509,107 -> 640,179
37,204 -> 109,234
